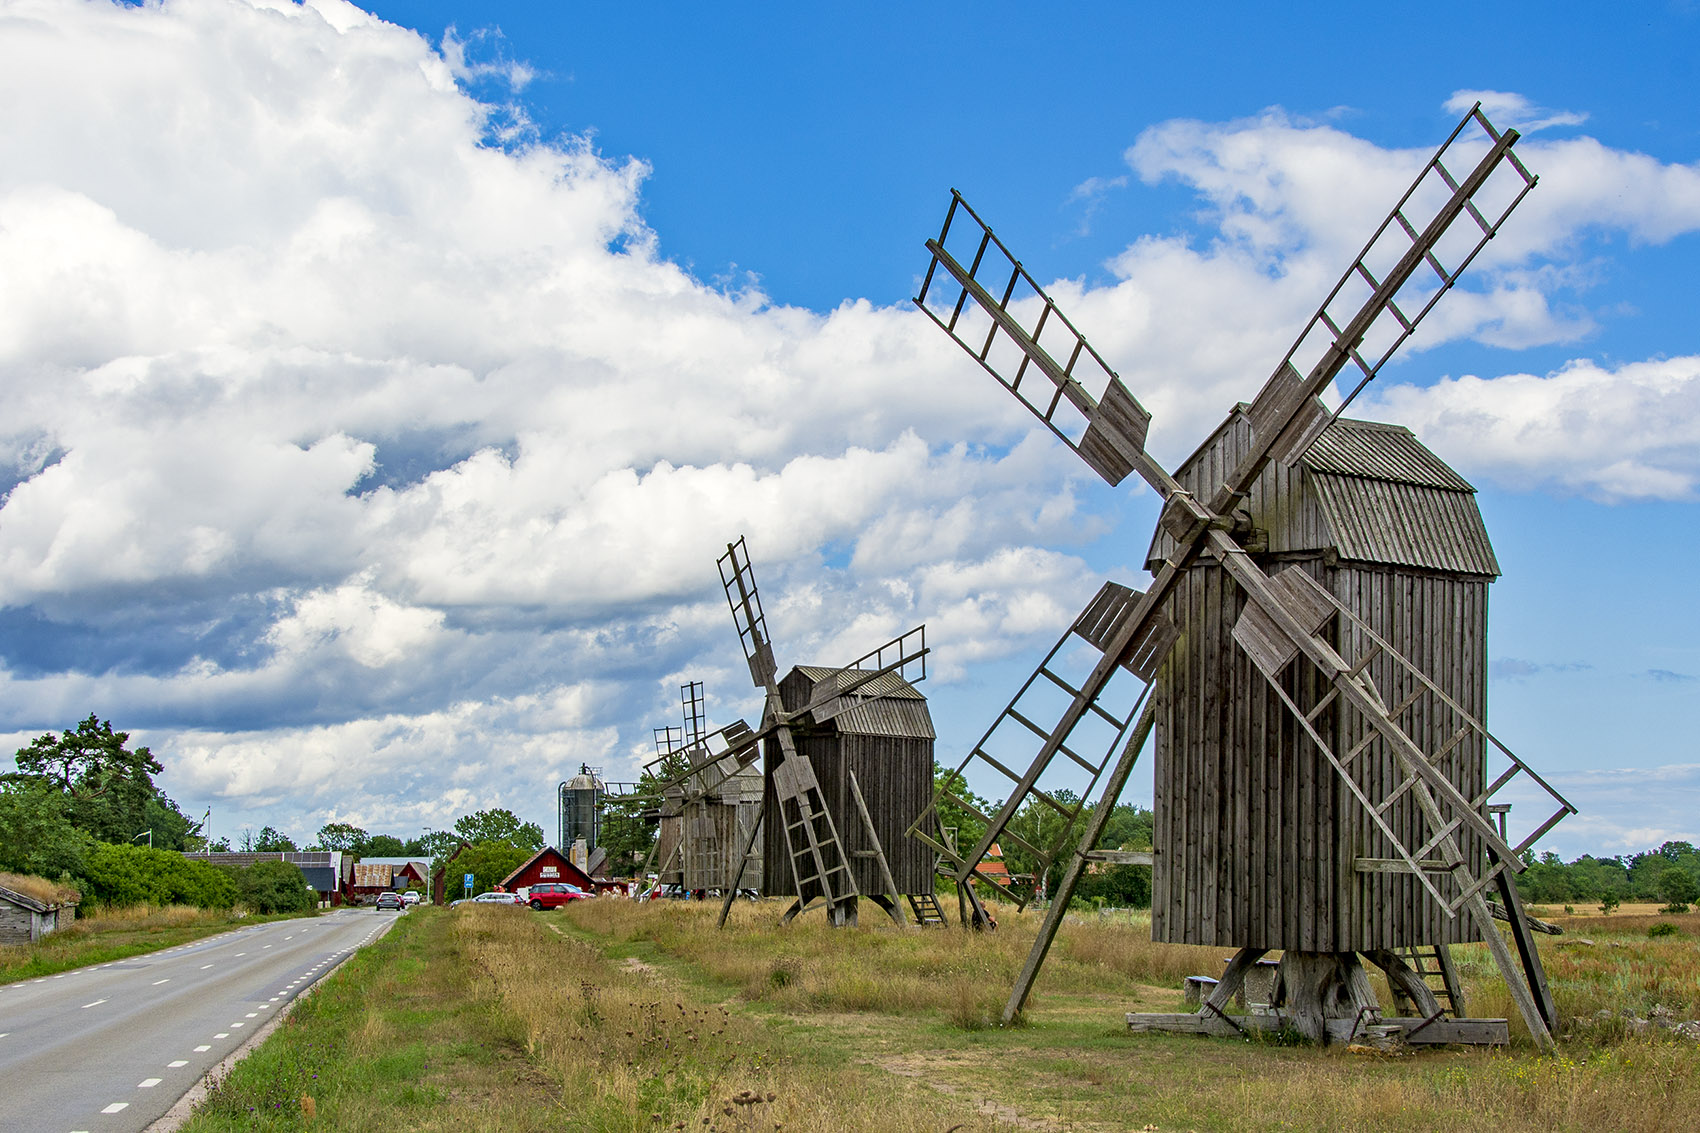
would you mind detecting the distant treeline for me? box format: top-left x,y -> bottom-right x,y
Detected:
1513,841 -> 1700,910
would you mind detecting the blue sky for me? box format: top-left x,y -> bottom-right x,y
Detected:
0,0 -> 1695,857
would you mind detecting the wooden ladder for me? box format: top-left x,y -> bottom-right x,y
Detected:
1392,944 -> 1466,1018
907,892 -> 947,926
775,759 -> 857,927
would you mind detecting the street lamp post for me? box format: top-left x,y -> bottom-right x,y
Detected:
132,830 -> 152,848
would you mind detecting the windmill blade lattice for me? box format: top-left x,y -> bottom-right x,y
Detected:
906,581 -> 1174,906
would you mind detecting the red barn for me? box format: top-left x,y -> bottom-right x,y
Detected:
499,846 -> 596,894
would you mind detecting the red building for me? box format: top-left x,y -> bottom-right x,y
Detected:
498,846 -> 597,894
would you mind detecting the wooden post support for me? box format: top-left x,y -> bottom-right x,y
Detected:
1003,703 -> 1155,1024
1493,854 -> 1558,1033
847,768 -> 906,926
1363,949 -> 1442,1019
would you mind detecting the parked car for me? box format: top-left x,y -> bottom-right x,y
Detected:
449,891 -> 524,908
375,891 -> 405,911
525,882 -> 593,910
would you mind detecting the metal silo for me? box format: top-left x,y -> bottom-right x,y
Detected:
557,764 -> 605,851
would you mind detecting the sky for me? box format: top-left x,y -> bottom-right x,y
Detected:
0,0 -> 1695,858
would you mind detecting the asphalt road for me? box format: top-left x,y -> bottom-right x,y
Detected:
0,907 -> 401,1132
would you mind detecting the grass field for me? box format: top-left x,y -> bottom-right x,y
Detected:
177,898 -> 1700,1132
0,903 -> 317,984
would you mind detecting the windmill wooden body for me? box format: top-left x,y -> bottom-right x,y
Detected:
904,105 -> 1576,1046
656,538 -> 931,927
1146,410 -> 1499,954
761,666 -> 939,911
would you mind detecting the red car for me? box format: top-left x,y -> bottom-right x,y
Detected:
525,882 -> 593,910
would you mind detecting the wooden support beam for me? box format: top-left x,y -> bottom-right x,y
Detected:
1084,850 -> 1154,866
847,768 -> 906,927
1001,702 -> 1155,1024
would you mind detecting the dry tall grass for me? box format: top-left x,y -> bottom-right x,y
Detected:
456,906 -> 1015,1132
0,869 -> 80,904
0,902 -> 266,984
561,898 -> 1224,1023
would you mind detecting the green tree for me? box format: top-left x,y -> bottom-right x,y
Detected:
363,834 -> 407,856
453,808 -> 543,850
82,843 -> 237,909
932,763 -> 991,860
250,825 -> 297,852
450,841 -> 533,896
408,829 -> 461,863
6,715 -> 169,845
235,860 -> 315,914
142,794 -> 199,851
0,781 -> 96,879
600,777 -> 663,872
315,822 -> 368,851
1660,865 -> 1698,914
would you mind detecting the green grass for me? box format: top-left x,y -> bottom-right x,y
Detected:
173,900 -> 1700,1133
0,904 -> 318,984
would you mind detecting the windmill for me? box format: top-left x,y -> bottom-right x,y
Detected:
904,105 -> 1576,1046
643,681 -> 764,895
655,538 -> 933,927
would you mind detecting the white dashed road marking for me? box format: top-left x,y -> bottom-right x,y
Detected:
168,1059 -> 188,1067
138,1078 -> 161,1088
102,1102 -> 128,1113
194,1045 -> 211,1052
80,999 -> 107,1009
152,979 -> 170,985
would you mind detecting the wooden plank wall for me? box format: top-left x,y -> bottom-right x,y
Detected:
1333,567 -> 1490,947
762,732 -> 936,896
1152,556 -> 1492,950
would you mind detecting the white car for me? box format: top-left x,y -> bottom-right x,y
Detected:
402,891 -> 421,906
450,891 -> 524,908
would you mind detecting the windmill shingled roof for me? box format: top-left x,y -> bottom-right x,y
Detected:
1299,418 -> 1475,491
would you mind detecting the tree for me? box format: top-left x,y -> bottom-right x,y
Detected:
1660,865 -> 1698,914
142,794 -> 199,852
6,715 -> 168,845
450,841 -> 533,896
932,763 -> 991,862
408,829 -> 461,863
600,776 -> 663,872
82,843 -> 237,909
315,822 -> 368,851
0,780 -> 96,880
251,825 -> 297,852
235,860 -> 315,914
363,834 -> 407,856
452,808 -> 543,851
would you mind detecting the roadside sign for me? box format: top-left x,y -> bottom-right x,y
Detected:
463,873 -> 474,894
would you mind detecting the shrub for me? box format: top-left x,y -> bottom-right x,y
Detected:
1648,922 -> 1680,938
235,860 -> 315,914
81,843 -> 237,909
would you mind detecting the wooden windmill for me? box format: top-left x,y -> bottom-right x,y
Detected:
655,537 -> 933,927
645,681 -> 764,894
904,105 -> 1576,1046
